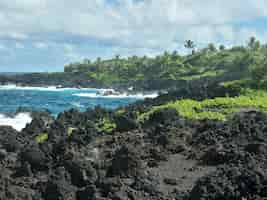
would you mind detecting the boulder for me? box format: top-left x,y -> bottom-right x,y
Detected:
115,115 -> 138,132
20,146 -> 47,171
64,159 -> 97,187
107,145 -> 144,178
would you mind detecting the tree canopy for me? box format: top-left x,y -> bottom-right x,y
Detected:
64,38 -> 267,89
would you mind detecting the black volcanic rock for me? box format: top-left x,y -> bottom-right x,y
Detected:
1,102 -> 267,200
0,126 -> 23,152
107,145 -> 144,178
20,146 -> 48,171
114,115 -> 138,132
190,164 -> 266,200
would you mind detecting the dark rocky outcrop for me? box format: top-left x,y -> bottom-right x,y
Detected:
1,105 -> 267,200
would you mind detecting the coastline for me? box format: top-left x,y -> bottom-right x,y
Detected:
0,72 -> 189,92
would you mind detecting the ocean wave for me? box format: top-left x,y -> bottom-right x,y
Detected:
0,113 -> 32,131
73,92 -> 158,99
0,84 -> 107,92
70,102 -> 84,108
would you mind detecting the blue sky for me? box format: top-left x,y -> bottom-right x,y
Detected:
0,0 -> 267,72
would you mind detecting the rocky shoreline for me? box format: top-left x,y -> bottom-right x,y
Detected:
1,88 -> 267,199
0,72 -> 192,92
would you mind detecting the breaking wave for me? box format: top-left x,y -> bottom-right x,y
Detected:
73,92 -> 158,99
0,113 -> 32,131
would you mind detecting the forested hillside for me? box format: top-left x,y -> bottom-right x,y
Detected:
65,37 -> 267,90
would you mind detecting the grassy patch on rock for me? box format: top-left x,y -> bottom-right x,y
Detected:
96,118 -> 117,134
35,133 -> 49,144
139,90 -> 267,121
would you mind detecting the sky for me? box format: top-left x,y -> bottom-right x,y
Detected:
0,0 -> 267,72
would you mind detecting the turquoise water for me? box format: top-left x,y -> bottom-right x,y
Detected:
0,86 -> 155,115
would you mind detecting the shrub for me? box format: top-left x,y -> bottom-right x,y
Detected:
35,133 -> 48,144
138,90 -> 267,121
96,118 -> 117,134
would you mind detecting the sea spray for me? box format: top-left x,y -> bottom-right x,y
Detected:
0,113 -> 32,131
73,92 -> 158,99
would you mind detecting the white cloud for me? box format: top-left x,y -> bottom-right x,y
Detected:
15,42 -> 24,49
33,42 -> 48,49
0,0 -> 267,61
0,43 -> 6,50
63,44 -> 84,61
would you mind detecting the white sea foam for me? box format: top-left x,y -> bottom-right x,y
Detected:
71,102 -> 84,108
0,84 -> 104,92
0,85 -> 158,99
73,92 -> 158,99
0,113 -> 32,131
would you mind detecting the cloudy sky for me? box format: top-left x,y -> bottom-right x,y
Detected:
0,0 -> 267,72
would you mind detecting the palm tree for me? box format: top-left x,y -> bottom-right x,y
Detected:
96,57 -> 101,64
83,59 -> 91,64
208,43 -> 216,52
184,40 -> 196,54
248,36 -> 256,49
219,45 -> 225,51
115,55 -> 120,60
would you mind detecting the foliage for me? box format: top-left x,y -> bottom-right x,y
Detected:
96,118 -> 117,134
64,38 -> 267,90
67,127 -> 77,137
35,133 -> 49,144
116,108 -> 126,115
139,90 -> 267,121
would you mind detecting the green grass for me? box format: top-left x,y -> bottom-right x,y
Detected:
35,133 -> 49,144
116,108 -> 126,115
138,90 -> 267,122
96,118 -> 117,134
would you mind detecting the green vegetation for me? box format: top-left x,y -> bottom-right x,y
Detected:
96,118 -> 117,134
64,37 -> 267,122
64,37 -> 267,89
67,127 -> 77,137
35,133 -> 49,144
139,90 -> 267,121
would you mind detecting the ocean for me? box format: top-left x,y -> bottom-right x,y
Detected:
0,85 -> 157,131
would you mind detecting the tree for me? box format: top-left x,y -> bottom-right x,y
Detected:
115,55 -> 120,60
251,61 -> 267,81
208,43 -> 217,52
96,57 -> 101,64
254,41 -> 261,50
248,36 -> 256,49
184,40 -> 196,55
83,59 -> 91,64
219,45 -> 225,51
